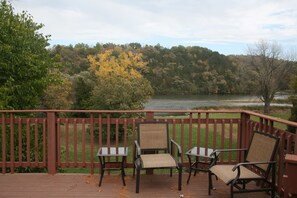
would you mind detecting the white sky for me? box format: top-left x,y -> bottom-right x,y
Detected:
11,0 -> 297,55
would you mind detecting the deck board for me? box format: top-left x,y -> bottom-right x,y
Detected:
0,173 -> 269,198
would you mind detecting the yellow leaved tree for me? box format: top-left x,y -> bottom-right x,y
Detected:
87,48 -> 153,111
88,48 -> 145,80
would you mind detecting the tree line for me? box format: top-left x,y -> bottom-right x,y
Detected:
53,43 -> 251,96
49,42 -> 295,112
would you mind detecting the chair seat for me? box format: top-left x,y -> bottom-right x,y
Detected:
210,165 -> 261,184
141,153 -> 177,168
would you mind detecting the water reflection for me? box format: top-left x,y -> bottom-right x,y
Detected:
144,94 -> 291,110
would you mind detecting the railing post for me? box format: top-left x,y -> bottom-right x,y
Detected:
1,113 -> 6,174
295,129 -> 297,154
145,111 -> 154,175
239,112 -> 250,161
146,111 -> 154,121
47,112 -> 56,174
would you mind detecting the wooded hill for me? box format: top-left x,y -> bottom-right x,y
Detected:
50,43 -> 292,96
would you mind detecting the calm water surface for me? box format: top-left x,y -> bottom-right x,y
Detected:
144,94 -> 290,110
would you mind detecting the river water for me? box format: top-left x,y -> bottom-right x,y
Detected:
144,94 -> 291,110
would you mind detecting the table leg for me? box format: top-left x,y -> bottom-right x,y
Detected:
121,156 -> 126,186
99,156 -> 105,187
194,156 -> 198,176
187,155 -> 192,184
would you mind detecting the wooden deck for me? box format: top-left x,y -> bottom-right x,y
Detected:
0,173 -> 270,198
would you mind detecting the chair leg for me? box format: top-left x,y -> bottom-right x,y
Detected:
136,166 -> 140,193
230,185 -> 234,198
271,189 -> 275,198
208,171 -> 212,195
178,165 -> 182,191
271,164 -> 276,198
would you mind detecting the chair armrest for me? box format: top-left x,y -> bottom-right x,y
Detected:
228,161 -> 277,184
171,139 -> 182,166
232,161 -> 276,171
171,139 -> 182,156
210,148 -> 247,157
134,140 -> 141,158
210,148 -> 247,167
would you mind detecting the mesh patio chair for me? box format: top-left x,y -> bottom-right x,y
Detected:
133,122 -> 182,193
208,131 -> 279,198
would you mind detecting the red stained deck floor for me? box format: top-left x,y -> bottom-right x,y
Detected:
0,173 -> 269,198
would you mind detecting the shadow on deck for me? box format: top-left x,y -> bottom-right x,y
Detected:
0,173 -> 270,198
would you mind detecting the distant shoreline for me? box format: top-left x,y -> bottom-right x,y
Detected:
145,95 -> 292,110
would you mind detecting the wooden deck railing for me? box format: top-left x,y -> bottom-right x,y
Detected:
1,110 -> 297,193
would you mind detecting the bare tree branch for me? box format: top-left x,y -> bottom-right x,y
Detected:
246,40 -> 290,114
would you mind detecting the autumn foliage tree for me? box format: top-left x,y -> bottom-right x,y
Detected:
88,48 -> 153,141
88,48 -> 153,110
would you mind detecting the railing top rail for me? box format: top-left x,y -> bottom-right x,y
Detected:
0,109 -> 244,113
1,109 -> 297,127
243,110 -> 297,128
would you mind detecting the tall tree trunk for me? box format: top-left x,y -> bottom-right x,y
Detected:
264,102 -> 270,114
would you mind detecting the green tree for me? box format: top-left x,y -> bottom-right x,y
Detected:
89,77 -> 152,110
72,71 -> 96,111
41,71 -> 73,109
0,0 -> 53,173
0,0 -> 53,109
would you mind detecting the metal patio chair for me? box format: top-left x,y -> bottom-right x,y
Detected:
208,131 -> 279,198
133,121 -> 183,193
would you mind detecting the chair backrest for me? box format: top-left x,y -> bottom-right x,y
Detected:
246,131 -> 279,171
137,122 -> 169,151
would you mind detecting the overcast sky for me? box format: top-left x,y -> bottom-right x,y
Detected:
11,0 -> 297,55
